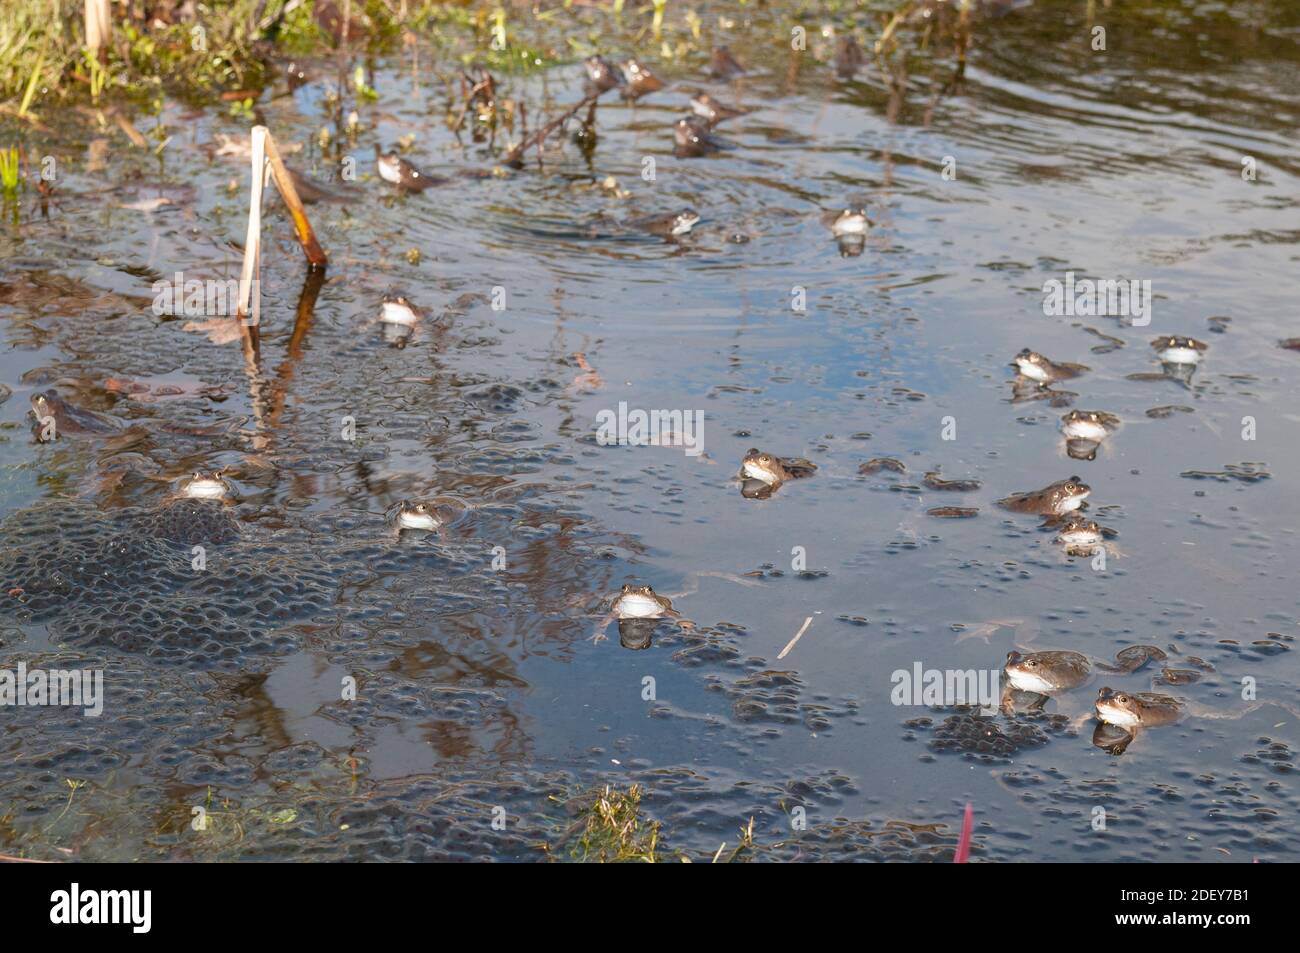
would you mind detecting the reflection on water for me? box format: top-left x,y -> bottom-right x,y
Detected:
1,0 -> 1299,861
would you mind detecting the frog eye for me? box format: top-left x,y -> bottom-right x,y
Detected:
1026,659 -> 1038,668
1116,694 -> 1128,703
621,584 -> 632,593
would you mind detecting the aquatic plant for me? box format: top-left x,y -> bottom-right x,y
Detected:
0,147 -> 19,193
567,784 -> 662,862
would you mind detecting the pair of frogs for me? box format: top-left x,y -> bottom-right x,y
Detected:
1011,350 -> 1120,461
995,474 -> 1112,557
1003,647 -> 1216,754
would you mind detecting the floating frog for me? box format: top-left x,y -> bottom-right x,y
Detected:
997,476 -> 1090,517
620,58 -> 664,101
630,209 -> 701,238
1011,349 -> 1089,383
374,145 -> 450,192
689,92 -> 748,125
739,448 -> 818,498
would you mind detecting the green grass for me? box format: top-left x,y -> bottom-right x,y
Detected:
0,0 -> 575,106
567,784 -> 664,862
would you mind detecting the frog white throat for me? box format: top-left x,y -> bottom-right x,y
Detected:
617,592 -> 665,618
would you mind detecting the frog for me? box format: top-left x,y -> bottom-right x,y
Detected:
739,448 -> 818,497
29,389 -> 122,441
583,55 -> 625,94
1151,335 -> 1208,366
1011,349 -> 1089,384
620,58 -> 665,100
591,583 -> 688,646
709,46 -> 746,79
689,92 -> 748,125
674,116 -> 727,158
179,470 -> 232,501
630,209 -> 701,238
374,145 -> 450,192
997,476 -> 1090,517
1001,645 -> 1165,713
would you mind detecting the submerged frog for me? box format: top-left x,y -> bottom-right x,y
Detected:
29,389 -> 121,440
674,116 -> 727,158
1012,349 -> 1089,383
821,204 -> 872,256
997,476 -> 1090,516
1060,410 -> 1120,461
631,208 -> 701,238
1060,410 -> 1120,442
1053,515 -> 1112,556
380,293 -> 423,327
1151,335 -> 1208,366
620,58 -> 664,100
612,583 -> 678,620
369,292 -> 432,346
689,92 -> 748,125
592,583 -> 692,647
180,470 -> 232,501
387,500 -> 441,532
823,206 -> 871,238
374,145 -> 449,192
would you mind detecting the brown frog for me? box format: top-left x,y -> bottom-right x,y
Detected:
997,476 -> 1090,516
30,389 -> 121,440
1011,349 -> 1089,383
674,116 -> 727,158
620,58 -> 665,100
1095,688 -> 1184,729
584,55 -> 624,94
630,209 -> 701,238
1151,335 -> 1208,366
709,46 -> 746,79
689,92 -> 748,125
592,583 -> 692,647
1002,645 -> 1164,712
179,470 -> 233,501
741,449 -> 817,485
374,145 -> 450,192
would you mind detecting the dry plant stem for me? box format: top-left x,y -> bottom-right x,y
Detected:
503,93 -> 600,167
260,126 -> 328,268
84,0 -> 111,61
236,127 -> 266,365
777,616 -> 814,660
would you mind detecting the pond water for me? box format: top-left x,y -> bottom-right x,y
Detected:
1,0 -> 1298,861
